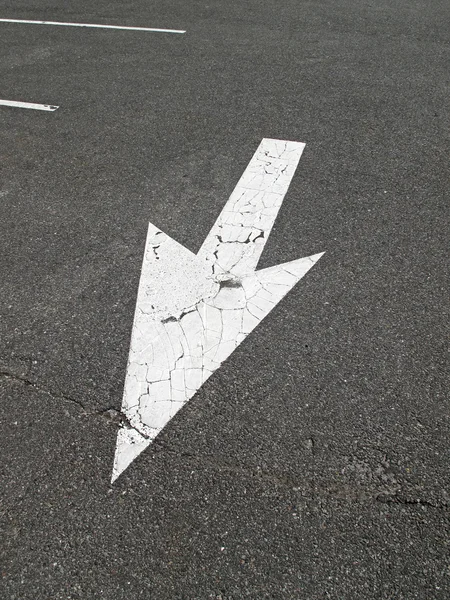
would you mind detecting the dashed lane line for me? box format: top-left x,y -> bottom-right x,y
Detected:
0,19 -> 186,34
0,99 -> 59,111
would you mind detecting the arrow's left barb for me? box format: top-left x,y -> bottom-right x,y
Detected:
0,100 -> 59,111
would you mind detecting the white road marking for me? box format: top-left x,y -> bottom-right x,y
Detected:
0,99 -> 58,111
0,19 -> 185,34
112,138 -> 324,482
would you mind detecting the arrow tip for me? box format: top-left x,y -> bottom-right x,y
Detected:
111,427 -> 151,483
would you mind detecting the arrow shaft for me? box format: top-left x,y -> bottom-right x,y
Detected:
197,138 -> 305,277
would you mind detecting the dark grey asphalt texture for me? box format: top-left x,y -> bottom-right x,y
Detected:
1,1 -> 449,598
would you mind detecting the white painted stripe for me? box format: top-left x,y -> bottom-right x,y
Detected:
198,139 -> 306,277
0,19 -> 185,34
0,99 -> 58,111
112,138 -> 325,482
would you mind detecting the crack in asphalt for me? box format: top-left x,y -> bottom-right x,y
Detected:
0,368 -> 133,430
2,371 -> 448,510
0,369 -> 87,412
375,493 -> 449,509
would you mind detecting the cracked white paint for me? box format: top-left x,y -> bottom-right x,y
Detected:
112,138 -> 324,482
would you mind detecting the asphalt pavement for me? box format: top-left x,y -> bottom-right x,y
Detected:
1,1 -> 449,598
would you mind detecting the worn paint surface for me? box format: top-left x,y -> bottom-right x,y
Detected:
112,139 -> 324,481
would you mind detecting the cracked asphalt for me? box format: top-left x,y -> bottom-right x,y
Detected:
1,0 -> 449,598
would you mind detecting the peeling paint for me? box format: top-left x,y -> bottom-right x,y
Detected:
112,138 -> 324,482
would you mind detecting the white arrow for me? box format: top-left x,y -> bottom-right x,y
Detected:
112,138 -> 324,482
